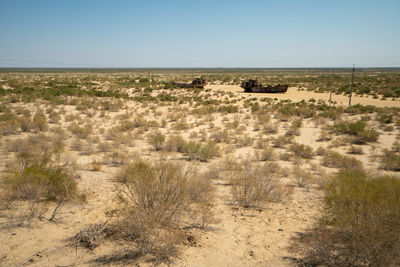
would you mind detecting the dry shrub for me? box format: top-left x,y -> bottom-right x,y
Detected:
164,135 -> 186,152
97,141 -> 112,152
348,145 -> 364,154
256,146 -> 276,161
68,122 -> 91,139
272,135 -> 293,148
280,152 -> 292,161
71,222 -> 109,250
234,135 -> 254,147
0,118 -> 20,135
229,160 -> 291,207
147,130 -> 165,150
285,118 -> 303,136
32,109 -> 48,131
332,120 -> 379,144
315,146 -> 326,156
289,142 -> 314,159
70,138 -> 84,151
182,140 -> 221,161
91,160 -> 102,171
321,150 -> 363,170
210,129 -> 230,143
292,165 -> 310,187
104,151 -> 129,166
317,130 -> 332,141
1,134 -> 79,220
392,141 -> 400,153
292,170 -> 400,266
263,123 -> 278,135
381,149 -> 400,171
114,159 -> 215,262
18,115 -> 34,132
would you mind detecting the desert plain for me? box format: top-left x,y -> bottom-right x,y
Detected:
0,68 -> 399,266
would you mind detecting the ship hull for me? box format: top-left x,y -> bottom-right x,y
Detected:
243,84 -> 288,93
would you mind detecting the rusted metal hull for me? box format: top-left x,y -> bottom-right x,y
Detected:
172,78 -> 206,89
243,84 -> 288,93
241,79 -> 288,93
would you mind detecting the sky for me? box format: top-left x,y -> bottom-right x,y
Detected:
0,0 -> 399,68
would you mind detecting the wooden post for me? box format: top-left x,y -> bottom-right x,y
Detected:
348,64 -> 355,107
329,71 -> 334,107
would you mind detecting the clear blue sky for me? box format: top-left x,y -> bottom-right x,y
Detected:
1,0 -> 399,68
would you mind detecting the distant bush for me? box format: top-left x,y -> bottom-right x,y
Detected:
182,140 -> 220,161
333,120 -> 366,135
256,146 -> 276,161
321,150 -> 363,170
164,135 -> 186,152
147,131 -> 165,150
381,149 -> 400,171
348,145 -> 364,155
377,113 -> 393,124
218,105 -> 238,113
104,151 -> 129,166
292,165 -> 310,187
332,120 -> 378,144
292,169 -> 400,266
32,109 -> 48,131
289,142 -> 314,159
68,122 -> 91,139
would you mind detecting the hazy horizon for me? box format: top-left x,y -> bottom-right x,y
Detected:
1,0 -> 399,68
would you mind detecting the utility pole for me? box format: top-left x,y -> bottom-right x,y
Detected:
348,64 -> 355,107
329,70 -> 334,107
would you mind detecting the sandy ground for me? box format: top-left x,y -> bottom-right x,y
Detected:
207,85 -> 400,108
0,82 -> 399,266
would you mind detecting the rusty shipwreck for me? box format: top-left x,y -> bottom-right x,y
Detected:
172,78 -> 206,89
241,79 -> 288,93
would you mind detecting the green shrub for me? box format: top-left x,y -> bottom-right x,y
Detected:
321,150 -> 363,170
292,170 -> 400,266
256,146 -> 276,161
333,120 -> 366,135
1,134 -> 78,219
147,131 -> 165,150
381,150 -> 400,171
68,122 -> 91,139
32,109 -> 48,131
165,135 -> 186,152
377,113 -> 393,124
182,141 -> 220,162
332,120 -> 378,144
289,142 -> 314,159
218,105 -> 238,113
18,116 -> 34,132
352,128 -> 379,144
3,165 -> 77,201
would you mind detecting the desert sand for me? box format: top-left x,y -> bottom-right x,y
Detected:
0,73 -> 399,267
207,84 -> 400,108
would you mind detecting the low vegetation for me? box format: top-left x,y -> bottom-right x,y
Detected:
229,160 -> 291,208
114,159 -> 215,262
292,169 -> 400,266
1,70 -> 400,265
